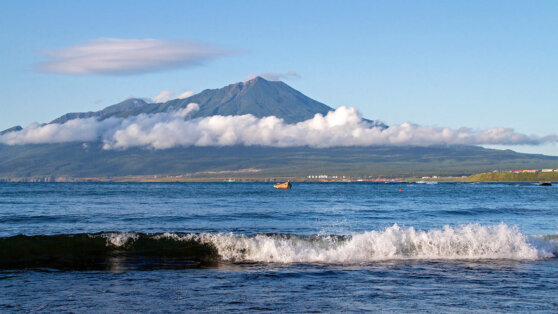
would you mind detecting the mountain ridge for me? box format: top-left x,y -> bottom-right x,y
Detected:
1,142 -> 557,179
0,126 -> 22,136
50,98 -> 149,124
1,77 -> 556,179
45,77 -> 370,125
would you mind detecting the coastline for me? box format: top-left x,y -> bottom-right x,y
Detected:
2,171 -> 557,183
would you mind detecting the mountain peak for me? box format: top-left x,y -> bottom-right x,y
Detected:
47,78 -> 382,126
244,76 -> 268,84
161,76 -> 334,123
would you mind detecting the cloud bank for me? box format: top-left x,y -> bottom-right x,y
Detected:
35,38 -> 230,75
1,105 -> 556,150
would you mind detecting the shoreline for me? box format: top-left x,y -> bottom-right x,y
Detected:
1,171 -> 557,183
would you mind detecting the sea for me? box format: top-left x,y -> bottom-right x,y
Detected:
1,182 -> 557,312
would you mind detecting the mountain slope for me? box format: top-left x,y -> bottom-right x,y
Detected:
166,77 -> 334,123
0,126 -> 22,135
50,98 -> 149,124
1,143 -> 557,179
48,77 -> 379,125
2,77 -> 555,179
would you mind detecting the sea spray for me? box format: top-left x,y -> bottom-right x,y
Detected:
161,223 -> 557,263
103,232 -> 139,247
1,224 -> 556,269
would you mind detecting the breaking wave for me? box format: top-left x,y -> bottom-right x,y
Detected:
174,223 -> 558,263
1,224 -> 556,269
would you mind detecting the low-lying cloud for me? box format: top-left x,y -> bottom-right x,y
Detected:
1,105 -> 556,149
35,38 -> 231,75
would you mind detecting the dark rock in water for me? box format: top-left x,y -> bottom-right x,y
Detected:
539,182 -> 552,186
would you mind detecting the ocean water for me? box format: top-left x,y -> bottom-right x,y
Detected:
1,182 -> 557,312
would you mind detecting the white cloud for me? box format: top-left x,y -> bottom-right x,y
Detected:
284,71 -> 300,78
1,105 -> 556,150
0,118 -> 120,145
35,38 -> 230,75
177,90 -> 195,99
153,90 -> 196,103
153,90 -> 174,103
246,71 -> 300,81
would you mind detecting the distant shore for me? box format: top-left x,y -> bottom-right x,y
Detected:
463,171 -> 558,182
1,171 -> 557,183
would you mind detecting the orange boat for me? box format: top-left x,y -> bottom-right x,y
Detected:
273,182 -> 292,189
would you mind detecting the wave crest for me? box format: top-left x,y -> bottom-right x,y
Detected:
186,224 -> 555,263
1,224 -> 556,269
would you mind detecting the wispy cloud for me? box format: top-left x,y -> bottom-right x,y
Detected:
177,90 -> 195,99
35,38 -> 231,75
153,90 -> 174,103
247,71 -> 300,81
153,90 -> 196,103
1,106 -> 556,149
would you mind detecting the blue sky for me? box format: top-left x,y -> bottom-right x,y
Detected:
0,0 -> 557,154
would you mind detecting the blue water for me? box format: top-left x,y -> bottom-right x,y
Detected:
1,182 -> 557,312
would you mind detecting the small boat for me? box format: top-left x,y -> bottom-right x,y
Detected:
274,182 -> 292,189
538,182 -> 552,186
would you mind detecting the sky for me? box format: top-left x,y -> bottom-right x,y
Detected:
0,0 -> 556,155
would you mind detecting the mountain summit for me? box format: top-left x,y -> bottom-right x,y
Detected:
49,77 -> 353,125
1,77 -> 557,179
164,76 -> 334,123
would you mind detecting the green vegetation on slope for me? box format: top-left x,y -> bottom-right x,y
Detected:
1,143 -> 557,179
467,172 -> 558,182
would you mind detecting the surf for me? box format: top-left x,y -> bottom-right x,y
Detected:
1,224 -> 556,269
189,223 -> 557,263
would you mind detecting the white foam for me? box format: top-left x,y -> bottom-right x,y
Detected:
103,232 -> 138,247
100,224 -> 557,263
191,224 -> 557,263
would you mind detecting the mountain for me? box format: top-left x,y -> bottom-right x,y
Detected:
1,77 -> 556,180
1,143 -> 557,179
165,77 -> 337,124
47,77 -> 386,126
50,98 -> 149,124
49,77 -> 342,125
0,126 -> 22,135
